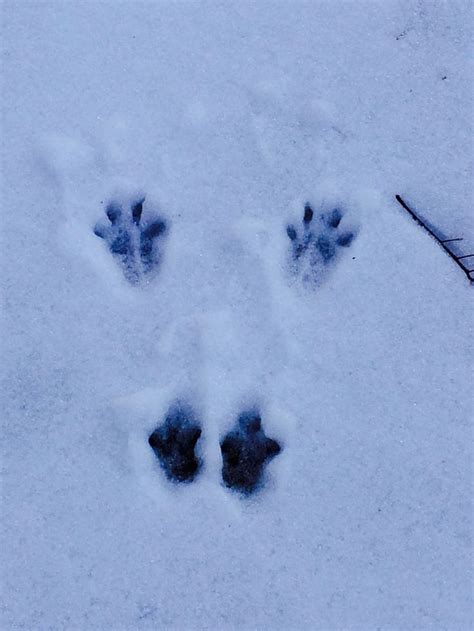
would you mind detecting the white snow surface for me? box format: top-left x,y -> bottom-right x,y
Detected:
1,2 -> 472,630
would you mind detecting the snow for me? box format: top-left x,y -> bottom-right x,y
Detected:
2,1 -> 472,630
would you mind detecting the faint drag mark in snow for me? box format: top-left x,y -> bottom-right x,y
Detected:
247,79 -> 348,183
94,195 -> 168,284
286,201 -> 356,286
201,219 -> 290,387
38,133 -> 98,183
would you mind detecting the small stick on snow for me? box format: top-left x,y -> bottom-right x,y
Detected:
395,195 -> 474,284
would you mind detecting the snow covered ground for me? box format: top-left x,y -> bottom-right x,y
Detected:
2,1 -> 472,629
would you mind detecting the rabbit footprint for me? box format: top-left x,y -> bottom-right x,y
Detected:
148,402 -> 202,483
286,202 -> 355,285
221,410 -> 281,495
94,195 -> 168,284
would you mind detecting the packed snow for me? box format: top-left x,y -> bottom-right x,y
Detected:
2,1 -> 472,630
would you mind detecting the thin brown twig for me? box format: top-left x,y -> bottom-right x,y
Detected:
395,195 -> 473,284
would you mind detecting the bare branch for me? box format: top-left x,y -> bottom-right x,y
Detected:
395,195 -> 473,284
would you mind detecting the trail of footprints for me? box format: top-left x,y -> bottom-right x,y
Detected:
95,195 -> 356,494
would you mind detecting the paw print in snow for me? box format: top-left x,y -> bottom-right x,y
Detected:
286,202 -> 355,283
148,403 -> 202,483
94,196 -> 167,284
221,411 -> 281,495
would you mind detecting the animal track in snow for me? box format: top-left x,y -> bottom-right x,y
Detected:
220,411 -> 281,495
148,402 -> 202,483
94,196 -> 167,284
286,202 -> 355,284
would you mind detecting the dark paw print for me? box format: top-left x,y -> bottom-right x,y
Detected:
220,411 -> 281,495
94,196 -> 167,284
286,202 -> 355,281
148,403 -> 202,483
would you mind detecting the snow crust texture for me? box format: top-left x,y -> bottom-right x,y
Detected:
2,1 -> 472,630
